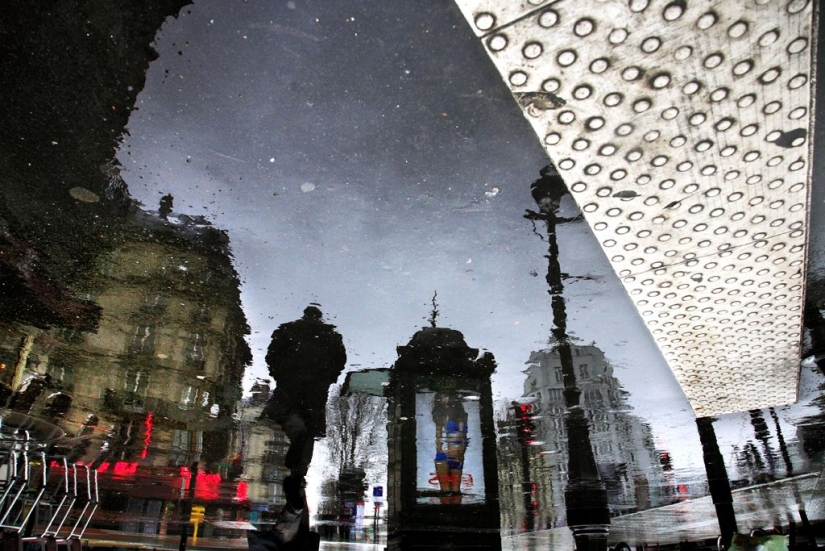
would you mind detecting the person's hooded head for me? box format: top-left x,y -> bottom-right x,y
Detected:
303,305 -> 323,321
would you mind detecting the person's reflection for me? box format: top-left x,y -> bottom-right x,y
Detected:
432,392 -> 468,504
251,305 -> 346,551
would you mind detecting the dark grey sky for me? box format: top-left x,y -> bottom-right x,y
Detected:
116,0 -> 740,466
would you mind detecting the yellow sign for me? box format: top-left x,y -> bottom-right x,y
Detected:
190,505 -> 205,524
190,505 -> 205,539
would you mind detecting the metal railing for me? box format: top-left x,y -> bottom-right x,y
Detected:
0,424 -> 99,551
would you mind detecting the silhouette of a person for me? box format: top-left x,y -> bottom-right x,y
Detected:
159,193 -> 173,220
263,305 -> 347,476
252,306 -> 346,551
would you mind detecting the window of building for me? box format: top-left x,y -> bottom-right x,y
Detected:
170,429 -> 193,466
180,384 -> 198,410
184,333 -> 205,370
123,370 -> 149,410
128,326 -> 155,356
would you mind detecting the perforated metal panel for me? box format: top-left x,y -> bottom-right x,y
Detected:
454,0 -> 817,416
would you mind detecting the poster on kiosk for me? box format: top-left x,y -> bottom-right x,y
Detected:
414,389 -> 486,505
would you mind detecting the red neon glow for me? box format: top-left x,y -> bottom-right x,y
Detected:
141,412 -> 154,459
113,462 -> 138,477
180,466 -> 192,490
196,472 -> 222,500
236,481 -> 248,501
179,467 -> 224,501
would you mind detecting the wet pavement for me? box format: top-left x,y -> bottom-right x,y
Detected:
1,1 -> 825,550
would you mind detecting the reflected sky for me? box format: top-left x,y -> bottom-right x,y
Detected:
117,0 -> 686,420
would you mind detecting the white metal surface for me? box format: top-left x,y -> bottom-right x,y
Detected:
453,0 -> 817,416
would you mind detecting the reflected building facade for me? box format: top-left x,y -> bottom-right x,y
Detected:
236,379 -> 291,512
0,0 -> 269,525
498,342 -> 673,533
0,206 -> 254,530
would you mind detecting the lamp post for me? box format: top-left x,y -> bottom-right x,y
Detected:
525,163 -> 610,551
696,417 -> 738,548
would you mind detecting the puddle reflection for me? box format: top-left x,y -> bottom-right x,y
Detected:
1,0 -> 825,550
